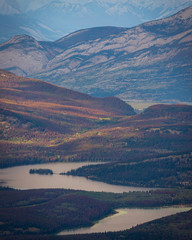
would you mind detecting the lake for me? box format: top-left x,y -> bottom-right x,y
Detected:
58,207 -> 191,235
0,162 -> 155,192
0,162 -> 190,236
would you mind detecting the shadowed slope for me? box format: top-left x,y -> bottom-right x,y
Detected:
0,70 -> 135,167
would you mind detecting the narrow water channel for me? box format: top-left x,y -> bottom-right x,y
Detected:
58,207 -> 191,235
0,162 -> 190,235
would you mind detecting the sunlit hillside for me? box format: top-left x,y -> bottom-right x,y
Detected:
0,70 -> 192,168
0,70 -> 135,166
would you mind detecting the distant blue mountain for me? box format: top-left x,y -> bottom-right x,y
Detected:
0,6 -> 191,104
0,0 -> 192,43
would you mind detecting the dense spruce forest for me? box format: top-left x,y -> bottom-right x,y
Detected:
2,208 -> 192,240
65,153 -> 192,188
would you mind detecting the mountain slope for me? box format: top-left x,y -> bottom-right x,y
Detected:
0,70 -> 136,167
0,70 -> 135,120
0,71 -> 192,168
0,6 -> 192,103
1,0 -> 192,43
66,104 -> 192,188
36,6 -> 192,103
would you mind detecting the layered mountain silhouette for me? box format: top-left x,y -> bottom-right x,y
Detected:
0,0 -> 191,43
0,70 -> 191,167
0,6 -> 191,104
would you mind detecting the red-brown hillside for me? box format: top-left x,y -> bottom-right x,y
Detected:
0,70 -> 191,167
140,104 -> 192,121
0,70 -> 135,117
0,70 -> 135,167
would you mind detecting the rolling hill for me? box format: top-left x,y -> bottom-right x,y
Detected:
0,70 -> 135,167
0,71 -> 192,169
0,6 -> 191,103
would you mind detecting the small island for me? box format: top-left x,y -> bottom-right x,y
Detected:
29,168 -> 53,175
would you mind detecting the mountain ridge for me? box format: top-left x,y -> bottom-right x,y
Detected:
0,70 -> 135,116
1,0 -> 191,43
0,6 -> 191,103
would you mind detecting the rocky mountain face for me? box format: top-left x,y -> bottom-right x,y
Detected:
1,0 -> 191,43
0,6 -> 192,103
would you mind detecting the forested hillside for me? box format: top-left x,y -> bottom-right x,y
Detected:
0,71 -> 192,168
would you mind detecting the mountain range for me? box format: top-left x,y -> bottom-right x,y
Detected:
0,0 -> 192,43
0,6 -> 192,104
0,70 -> 192,168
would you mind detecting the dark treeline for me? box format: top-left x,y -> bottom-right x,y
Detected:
0,188 -> 112,237
0,188 -> 192,238
29,168 -> 53,175
66,153 -> 192,188
1,209 -> 192,240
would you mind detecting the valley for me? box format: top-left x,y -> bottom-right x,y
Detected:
0,70 -> 192,239
0,4 -> 192,239
0,70 -> 192,171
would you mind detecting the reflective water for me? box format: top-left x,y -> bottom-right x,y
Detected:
0,162 -> 190,235
58,207 -> 191,235
0,162 -> 155,192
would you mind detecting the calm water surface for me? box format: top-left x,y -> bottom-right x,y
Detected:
0,162 -> 155,192
58,207 -> 191,235
0,162 -> 190,235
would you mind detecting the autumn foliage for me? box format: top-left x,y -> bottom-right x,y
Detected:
0,70 -> 192,168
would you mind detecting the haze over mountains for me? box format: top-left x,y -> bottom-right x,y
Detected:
0,6 -> 192,104
0,0 -> 192,43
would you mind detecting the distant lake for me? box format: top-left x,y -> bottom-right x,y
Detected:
58,207 -> 191,235
0,162 -> 191,236
0,162 -> 155,192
